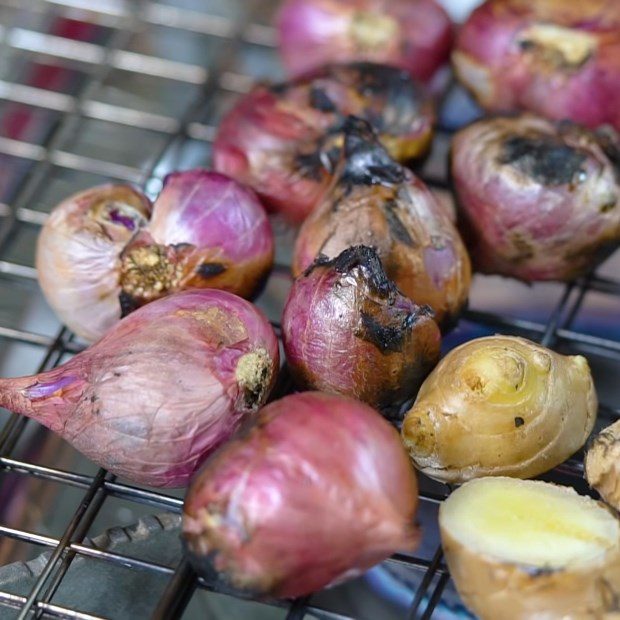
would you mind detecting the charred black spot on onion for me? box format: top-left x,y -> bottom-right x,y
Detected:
309,86 -> 336,112
329,244 -> 394,298
384,200 -> 415,247
340,116 -> 406,187
118,290 -> 139,319
282,245 -> 441,412
197,262 -> 227,278
499,134 -> 588,186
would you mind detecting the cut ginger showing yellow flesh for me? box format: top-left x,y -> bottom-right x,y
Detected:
440,477 -> 620,620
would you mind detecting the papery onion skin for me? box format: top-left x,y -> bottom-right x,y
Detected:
277,0 -> 453,83
451,115 -> 620,281
282,246 -> 441,412
37,171 -> 274,342
119,171 -> 274,312
453,0 -> 620,129
183,391 -> 419,598
213,63 -> 436,223
401,336 -> 598,483
36,185 -> 152,342
586,420 -> 620,512
293,117 -> 471,328
0,290 -> 279,487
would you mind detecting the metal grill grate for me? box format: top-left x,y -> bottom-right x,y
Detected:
0,1 -> 618,618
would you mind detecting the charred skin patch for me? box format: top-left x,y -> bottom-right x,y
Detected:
357,310 -> 414,354
309,86 -> 336,112
183,540 -> 261,599
197,262 -> 227,278
330,245 -> 396,298
384,200 -> 415,247
306,246 -> 434,355
498,135 -> 587,186
340,117 -> 406,187
346,63 -> 425,134
118,290 -> 140,318
294,149 -> 325,181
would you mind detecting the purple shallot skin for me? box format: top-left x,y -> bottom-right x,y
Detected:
452,115 -> 620,281
120,170 -> 274,312
183,392 -> 420,599
36,170 -> 274,343
277,0 -> 453,84
453,0 -> 620,130
282,246 -> 441,413
0,290 -> 279,487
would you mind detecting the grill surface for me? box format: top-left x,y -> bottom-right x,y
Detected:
0,1 -> 618,619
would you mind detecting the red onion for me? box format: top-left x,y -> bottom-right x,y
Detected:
277,0 -> 453,83
183,391 -> 419,598
0,290 -> 279,487
282,246 -> 441,412
452,115 -> 620,281
293,117 -> 471,328
213,62 -> 435,223
37,170 -> 274,342
453,0 -> 620,130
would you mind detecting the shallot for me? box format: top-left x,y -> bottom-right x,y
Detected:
0,290 -> 279,487
293,116 -> 471,328
37,170 -> 274,342
213,62 -> 435,223
277,0 -> 453,83
451,115 -> 620,281
453,0 -> 620,130
282,246 -> 441,411
183,391 -> 419,598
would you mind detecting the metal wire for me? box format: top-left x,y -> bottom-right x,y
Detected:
0,1 -> 618,619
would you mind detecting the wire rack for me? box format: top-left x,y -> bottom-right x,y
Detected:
0,0 -> 619,618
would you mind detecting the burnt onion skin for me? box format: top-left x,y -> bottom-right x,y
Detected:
183,392 -> 420,598
37,170 -> 274,342
453,0 -> 620,129
213,63 -> 435,223
282,246 -> 441,412
277,0 -> 453,84
0,290 -> 279,487
293,117 -> 471,328
452,115 -> 620,281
